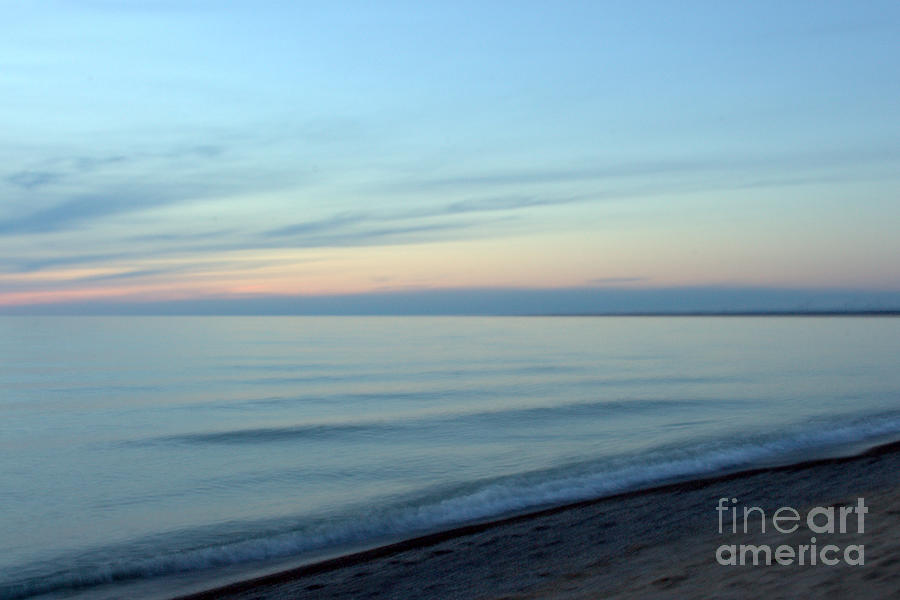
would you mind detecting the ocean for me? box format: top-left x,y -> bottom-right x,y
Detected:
1,316 -> 899,599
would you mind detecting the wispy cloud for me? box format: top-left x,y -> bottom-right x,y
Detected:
5,170 -> 64,189
74,268 -> 176,283
384,159 -> 712,192
588,277 -> 648,285
257,219 -> 483,250
264,194 -> 583,240
0,192 -> 174,235
69,154 -> 129,173
5,252 -> 135,273
265,213 -> 366,237
381,146 -> 900,197
0,116 -> 371,239
4,145 -> 224,191
444,195 -> 585,213
128,229 -> 237,244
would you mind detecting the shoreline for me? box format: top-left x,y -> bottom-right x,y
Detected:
172,440 -> 900,599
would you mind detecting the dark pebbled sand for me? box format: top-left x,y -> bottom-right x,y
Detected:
173,443 -> 900,600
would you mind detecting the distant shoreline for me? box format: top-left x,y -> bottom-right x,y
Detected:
1,310 -> 898,317
530,310 -> 900,317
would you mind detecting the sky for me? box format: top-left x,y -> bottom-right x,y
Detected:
1,1 -> 899,314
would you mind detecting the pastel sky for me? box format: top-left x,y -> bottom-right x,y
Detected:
2,1 -> 899,313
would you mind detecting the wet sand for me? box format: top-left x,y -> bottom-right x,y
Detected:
174,443 -> 900,600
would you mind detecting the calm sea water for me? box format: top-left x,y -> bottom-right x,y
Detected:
2,316 -> 899,599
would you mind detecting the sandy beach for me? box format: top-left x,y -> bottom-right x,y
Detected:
172,442 -> 900,600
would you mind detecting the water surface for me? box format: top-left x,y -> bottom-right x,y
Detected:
1,316 -> 898,599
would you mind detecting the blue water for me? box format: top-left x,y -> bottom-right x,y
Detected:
1,316 -> 899,599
